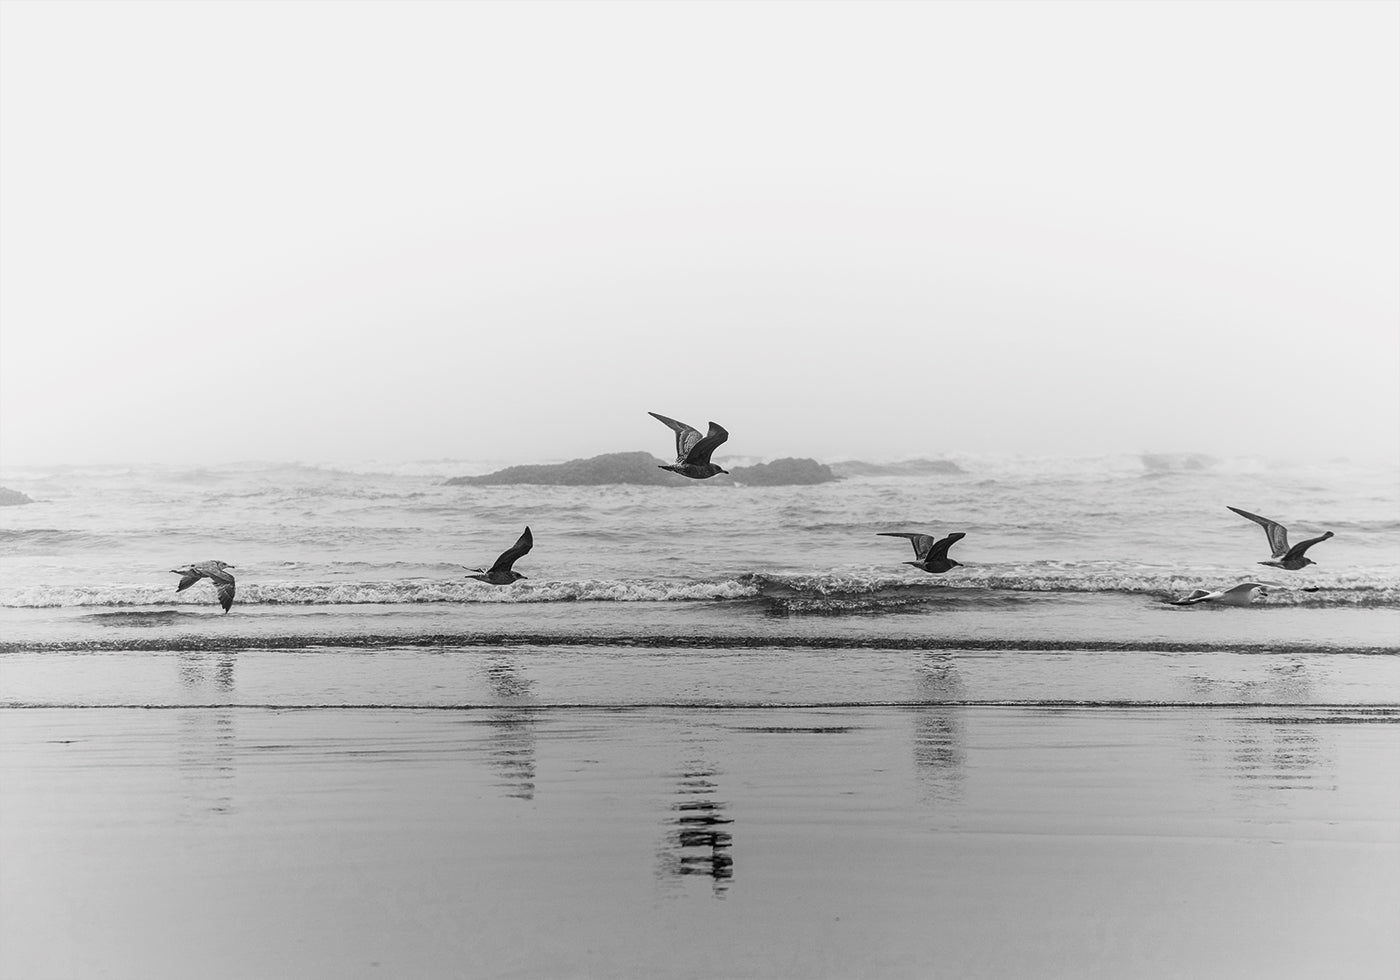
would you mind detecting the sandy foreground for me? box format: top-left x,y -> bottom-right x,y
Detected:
3,645 -> 1399,979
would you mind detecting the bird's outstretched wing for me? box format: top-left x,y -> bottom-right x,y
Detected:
927,532 -> 966,561
489,526 -> 533,574
683,422 -> 729,466
1228,506 -> 1290,558
214,580 -> 235,613
878,532 -> 936,560
649,412 -> 703,462
1172,589 -> 1214,605
1283,530 -> 1333,563
174,570 -> 202,592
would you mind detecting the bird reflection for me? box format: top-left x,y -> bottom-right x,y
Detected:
1217,721 -> 1326,791
1182,659 -> 1316,706
1184,662 -> 1334,797
912,654 -> 966,804
178,652 -> 237,696
176,653 -> 237,817
658,766 -> 734,896
482,658 -> 537,801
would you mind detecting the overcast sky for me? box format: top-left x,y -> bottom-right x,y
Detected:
1,0 -> 1396,467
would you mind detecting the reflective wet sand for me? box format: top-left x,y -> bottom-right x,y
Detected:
3,671 -> 1398,978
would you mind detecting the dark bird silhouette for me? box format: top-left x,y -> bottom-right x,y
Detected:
1171,582 -> 1269,606
171,560 -> 236,613
878,531 -> 966,573
1227,506 -> 1334,570
649,412 -> 729,479
467,527 -> 533,584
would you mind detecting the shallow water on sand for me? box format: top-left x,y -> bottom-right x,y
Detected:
4,641 -> 1400,709
3,699 -> 1397,980
4,638 -> 1400,979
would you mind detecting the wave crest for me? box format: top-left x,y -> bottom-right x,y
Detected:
1,569 -> 1396,609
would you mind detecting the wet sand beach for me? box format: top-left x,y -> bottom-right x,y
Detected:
3,641 -> 1398,979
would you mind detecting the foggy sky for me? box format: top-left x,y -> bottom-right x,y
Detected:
2,0 -> 1396,467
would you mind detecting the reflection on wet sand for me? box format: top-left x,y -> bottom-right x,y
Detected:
1183,659 -> 1317,706
912,654 -> 966,804
482,657 -> 537,801
176,653 -> 237,816
659,766 -> 734,897
1218,719 -> 1331,792
1184,662 -> 1335,797
178,651 -> 237,697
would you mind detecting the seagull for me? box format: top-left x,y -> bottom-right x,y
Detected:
466,527 -> 532,585
171,560 -> 236,613
1227,506 -> 1334,570
878,531 -> 966,573
1170,582 -> 1269,606
649,412 -> 729,480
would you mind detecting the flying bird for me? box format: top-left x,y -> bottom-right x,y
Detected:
467,526 -> 533,585
1170,582 -> 1269,606
649,412 -> 729,480
171,560 -> 236,613
878,531 -> 966,573
1227,506 -> 1334,570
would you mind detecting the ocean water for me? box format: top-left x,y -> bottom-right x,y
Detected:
0,453 -> 1396,657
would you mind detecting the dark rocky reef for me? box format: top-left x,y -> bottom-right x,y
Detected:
0,487 -> 33,506
447,452 -> 690,486
828,459 -> 963,478
447,452 -> 841,487
724,457 -> 839,486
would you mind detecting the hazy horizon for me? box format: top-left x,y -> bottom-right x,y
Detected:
2,445 -> 1395,479
2,1 -> 1396,469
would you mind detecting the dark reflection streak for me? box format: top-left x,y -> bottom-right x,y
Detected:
912,654 -> 966,805
215,657 -> 235,694
659,766 -> 734,896
175,652 -> 237,816
482,658 -> 537,801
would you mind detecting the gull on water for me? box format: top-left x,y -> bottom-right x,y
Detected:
467,527 -> 533,585
1227,506 -> 1334,570
649,412 -> 730,480
171,560 -> 236,613
878,531 -> 966,573
1170,582 -> 1269,606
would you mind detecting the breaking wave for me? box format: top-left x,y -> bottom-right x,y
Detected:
2,569 -> 1396,609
